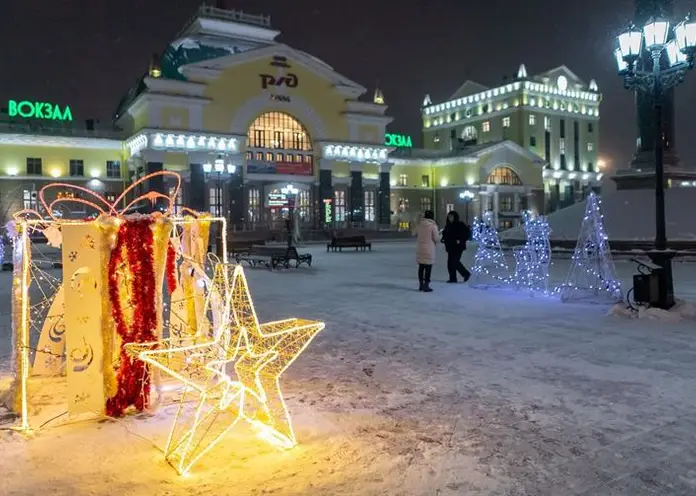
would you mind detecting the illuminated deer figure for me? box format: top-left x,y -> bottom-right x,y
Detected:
512,211 -> 552,294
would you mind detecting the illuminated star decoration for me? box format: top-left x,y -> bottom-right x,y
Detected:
127,264 -> 324,475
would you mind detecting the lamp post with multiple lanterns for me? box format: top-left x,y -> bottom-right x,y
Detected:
614,14 -> 696,309
458,190 -> 475,224
203,155 -> 237,255
281,183 -> 299,248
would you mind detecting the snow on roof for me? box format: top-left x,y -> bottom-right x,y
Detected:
500,187 -> 696,242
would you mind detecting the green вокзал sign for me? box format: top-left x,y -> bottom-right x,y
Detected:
7,99 -> 73,121
385,133 -> 412,148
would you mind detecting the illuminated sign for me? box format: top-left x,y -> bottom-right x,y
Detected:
385,133 -> 412,148
323,198 -> 332,224
260,74 -> 298,89
8,99 -> 73,121
268,193 -> 288,207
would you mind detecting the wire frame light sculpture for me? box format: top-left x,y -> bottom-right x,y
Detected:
557,193 -> 622,303
512,211 -> 552,294
470,211 -> 510,288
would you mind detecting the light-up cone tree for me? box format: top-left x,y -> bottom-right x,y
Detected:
470,211 -> 510,288
559,193 -> 622,303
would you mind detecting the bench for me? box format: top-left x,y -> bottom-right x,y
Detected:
229,239 -> 266,259
238,245 -> 312,269
327,235 -> 371,252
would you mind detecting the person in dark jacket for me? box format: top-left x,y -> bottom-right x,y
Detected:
441,210 -> 472,283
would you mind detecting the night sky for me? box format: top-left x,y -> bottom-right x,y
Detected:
2,0 -> 696,176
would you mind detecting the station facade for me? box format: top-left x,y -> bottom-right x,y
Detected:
0,5 -> 603,232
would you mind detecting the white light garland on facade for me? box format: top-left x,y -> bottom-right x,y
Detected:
150,132 -> 237,153
323,144 -> 389,163
423,78 -> 600,123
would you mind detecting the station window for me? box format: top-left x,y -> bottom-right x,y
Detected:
482,121 -> 491,132
106,160 -> 121,178
69,159 -> 84,177
26,157 -> 42,175
398,174 -> 408,187
334,190 -> 346,222
247,112 -> 312,151
364,190 -> 375,222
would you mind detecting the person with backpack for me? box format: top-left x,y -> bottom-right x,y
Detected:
441,210 -> 472,283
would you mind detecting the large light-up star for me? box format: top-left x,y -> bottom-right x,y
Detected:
127,264 -> 324,475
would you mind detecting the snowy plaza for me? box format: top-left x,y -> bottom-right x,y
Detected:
1,240 -> 695,495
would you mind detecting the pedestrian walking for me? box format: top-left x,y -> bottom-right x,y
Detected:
441,210 -> 472,283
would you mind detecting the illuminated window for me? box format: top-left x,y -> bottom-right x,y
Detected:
529,114 -> 536,126
398,174 -> 408,186
364,190 -> 375,222
461,125 -> 477,141
544,117 -> 551,131
209,186 -> 221,217
499,195 -> 513,211
247,112 -> 312,152
26,157 -> 42,175
502,117 -> 511,128
421,175 -> 430,188
334,190 -> 346,222
587,142 -> 594,151
248,188 -> 260,223
23,189 -> 37,210
486,166 -> 522,185
297,190 -> 310,220
420,196 -> 432,212
482,121 -> 491,132
560,138 -> 566,154
433,133 -> 441,143
69,159 -> 84,177
398,197 -> 409,212
106,161 -> 121,178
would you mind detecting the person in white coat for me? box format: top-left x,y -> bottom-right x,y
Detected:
415,210 -> 439,292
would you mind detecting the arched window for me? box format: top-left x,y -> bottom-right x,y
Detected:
486,166 -> 522,185
247,112 -> 313,152
461,125 -> 477,141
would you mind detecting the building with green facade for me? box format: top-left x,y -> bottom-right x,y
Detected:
389,64 -> 603,229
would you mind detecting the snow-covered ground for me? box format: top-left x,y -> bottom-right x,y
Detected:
1,242 -> 696,495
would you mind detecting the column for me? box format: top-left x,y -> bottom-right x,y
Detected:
227,171 -> 244,229
550,183 -> 560,212
378,164 -> 391,226
513,193 -> 520,213
188,163 -> 206,212
350,169 -> 364,225
493,191 -> 500,228
142,151 -> 166,212
319,164 -> 333,226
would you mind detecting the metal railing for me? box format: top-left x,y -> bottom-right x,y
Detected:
176,4 -> 271,39
0,120 -> 124,140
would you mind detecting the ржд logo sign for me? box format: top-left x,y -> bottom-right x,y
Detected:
260,74 -> 298,89
260,55 -> 298,89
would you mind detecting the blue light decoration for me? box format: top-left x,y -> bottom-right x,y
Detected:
0,226 -> 4,265
512,211 -> 552,294
470,211 -> 510,288
557,192 -> 622,303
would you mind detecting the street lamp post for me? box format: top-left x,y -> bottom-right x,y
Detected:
615,14 -> 696,309
281,183 -> 299,248
203,155 -> 237,256
459,190 -> 475,224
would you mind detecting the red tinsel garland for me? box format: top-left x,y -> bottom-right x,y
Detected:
165,240 -> 177,295
105,219 -> 158,417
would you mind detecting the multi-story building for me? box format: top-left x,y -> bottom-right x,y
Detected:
1,4 -> 395,230
0,114 -> 125,224
393,64 -> 604,227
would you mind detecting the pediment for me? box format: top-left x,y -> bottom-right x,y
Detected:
180,43 -> 366,94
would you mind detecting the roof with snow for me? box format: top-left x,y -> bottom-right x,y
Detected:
499,188 -> 696,242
